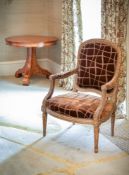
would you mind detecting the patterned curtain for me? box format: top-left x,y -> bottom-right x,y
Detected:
101,0 -> 129,117
59,0 -> 83,90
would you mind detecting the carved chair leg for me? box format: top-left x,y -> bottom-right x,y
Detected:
42,111 -> 47,137
94,125 -> 100,153
111,110 -> 115,136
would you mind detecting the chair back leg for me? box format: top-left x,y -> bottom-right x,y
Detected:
111,110 -> 116,136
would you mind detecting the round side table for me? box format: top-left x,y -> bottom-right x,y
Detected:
5,35 -> 58,85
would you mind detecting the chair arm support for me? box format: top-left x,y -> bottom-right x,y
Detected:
94,88 -> 107,122
41,68 -> 78,111
94,79 -> 118,122
101,78 -> 117,92
47,68 -> 77,98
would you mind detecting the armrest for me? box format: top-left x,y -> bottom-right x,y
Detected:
94,79 -> 118,121
101,77 -> 118,92
49,68 -> 78,80
41,68 -> 78,111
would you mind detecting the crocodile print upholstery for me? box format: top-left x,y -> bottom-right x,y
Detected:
47,92 -> 112,119
77,42 -> 117,90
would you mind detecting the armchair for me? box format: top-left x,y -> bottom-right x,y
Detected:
41,39 -> 121,153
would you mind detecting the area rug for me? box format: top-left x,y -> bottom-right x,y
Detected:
0,76 -> 129,155
101,119 -> 129,153
0,125 -> 129,175
0,76 -> 68,134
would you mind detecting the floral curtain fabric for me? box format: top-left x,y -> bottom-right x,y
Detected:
60,0 -> 83,90
101,0 -> 129,117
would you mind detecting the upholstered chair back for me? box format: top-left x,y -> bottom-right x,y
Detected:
76,39 -> 118,91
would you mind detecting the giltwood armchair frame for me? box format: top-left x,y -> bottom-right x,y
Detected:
41,39 -> 121,153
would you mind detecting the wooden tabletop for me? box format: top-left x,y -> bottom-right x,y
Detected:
5,35 -> 58,48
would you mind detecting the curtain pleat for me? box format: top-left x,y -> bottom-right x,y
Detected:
59,0 -> 83,90
101,0 -> 129,117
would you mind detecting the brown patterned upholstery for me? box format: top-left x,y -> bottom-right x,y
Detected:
77,42 -> 118,90
47,92 -> 113,119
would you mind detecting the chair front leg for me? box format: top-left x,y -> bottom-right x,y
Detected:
42,110 -> 47,137
94,125 -> 100,153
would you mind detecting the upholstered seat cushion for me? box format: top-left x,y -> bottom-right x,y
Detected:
46,92 -> 112,119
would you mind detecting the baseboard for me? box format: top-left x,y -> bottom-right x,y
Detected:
0,58 -> 61,76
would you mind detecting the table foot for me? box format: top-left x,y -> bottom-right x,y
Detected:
15,67 -> 31,85
22,76 -> 30,86
34,65 -> 51,78
15,69 -> 23,78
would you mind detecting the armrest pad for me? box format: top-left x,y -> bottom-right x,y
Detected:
101,79 -> 117,92
50,68 -> 78,80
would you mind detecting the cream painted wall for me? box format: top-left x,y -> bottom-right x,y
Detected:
0,0 -> 61,64
47,0 -> 62,64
